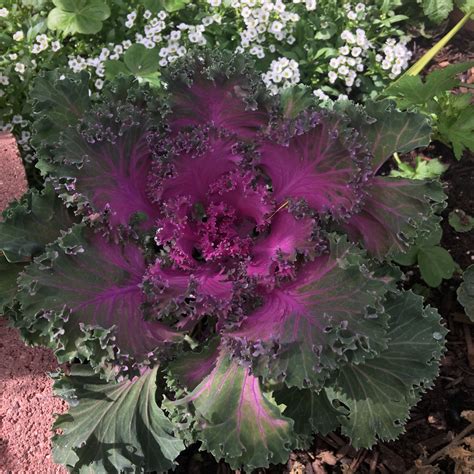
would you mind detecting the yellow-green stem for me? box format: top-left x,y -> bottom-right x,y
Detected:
404,9 -> 473,77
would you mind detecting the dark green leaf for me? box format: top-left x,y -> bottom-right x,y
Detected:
53,365 -> 184,472
0,256 -> 24,310
329,291 -> 446,448
0,185 -> 76,263
171,353 -> 294,471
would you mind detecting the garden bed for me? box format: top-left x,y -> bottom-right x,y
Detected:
0,2 -> 473,473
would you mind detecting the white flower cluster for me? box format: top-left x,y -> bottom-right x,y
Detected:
135,10 -> 168,48
376,37 -> 412,79
328,27 -> 370,88
31,34 -> 49,54
261,56 -> 300,95
220,1 -> 303,58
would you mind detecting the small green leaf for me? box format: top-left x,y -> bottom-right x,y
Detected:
449,209 -> 474,232
390,157 -> 448,180
438,105 -> 474,159
124,44 -> 159,76
418,246 -> 456,287
458,265 -> 474,321
47,0 -> 111,35
53,365 -> 184,472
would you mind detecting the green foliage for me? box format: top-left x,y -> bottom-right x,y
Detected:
47,0 -> 111,35
53,365 -> 184,472
390,156 -> 448,180
393,220 -> 456,287
449,209 -> 474,233
458,265 -> 474,321
385,62 -> 474,159
105,44 -> 161,85
422,0 -> 454,23
142,0 -> 191,13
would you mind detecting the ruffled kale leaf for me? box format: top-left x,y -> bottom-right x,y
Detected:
0,184 -> 77,263
0,51 -> 450,471
17,224 -> 180,370
226,235 -> 393,389
53,365 -> 184,473
328,291 -> 446,447
169,351 -> 294,470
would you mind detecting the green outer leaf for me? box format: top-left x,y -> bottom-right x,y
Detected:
339,100 -> 432,172
172,353 -> 294,470
0,184 -> 76,263
458,265 -> 474,321
53,365 -> 184,473
329,291 -> 446,448
47,0 -> 110,35
0,256 -> 24,311
418,246 -> 456,287
30,71 -> 91,153
17,224 -> 180,368
274,387 -> 341,441
363,100 -> 432,171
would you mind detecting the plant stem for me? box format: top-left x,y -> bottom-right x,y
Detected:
404,9 -> 473,77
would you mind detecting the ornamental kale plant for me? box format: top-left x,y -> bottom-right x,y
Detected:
1,51 -> 448,472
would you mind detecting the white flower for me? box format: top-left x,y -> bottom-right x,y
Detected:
122,40 -> 132,49
347,11 -> 357,20
52,41 -> 61,52
209,0 -> 222,6
328,71 -> 337,83
158,11 -> 167,20
12,115 -> 23,124
0,74 -> 10,85
313,88 -> 329,101
355,3 -> 365,12
144,9 -> 152,19
339,45 -> 350,55
95,79 -> 104,90
351,47 -> 362,57
13,31 -> 24,41
329,57 -> 340,68
15,63 -> 26,74
159,58 -> 168,67
9,53 -> 18,61
305,0 -> 317,11
0,8 -> 8,17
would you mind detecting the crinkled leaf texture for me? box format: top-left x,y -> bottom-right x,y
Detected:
276,291 -> 446,448
170,351 -> 294,470
458,265 -> 474,321
53,365 -> 184,473
0,51 -> 449,472
17,224 -> 180,370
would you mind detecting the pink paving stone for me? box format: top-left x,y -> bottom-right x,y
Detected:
0,133 -> 68,473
